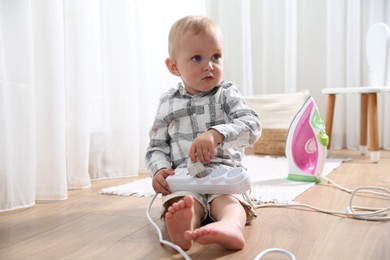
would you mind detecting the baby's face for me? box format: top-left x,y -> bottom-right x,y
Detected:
174,29 -> 224,95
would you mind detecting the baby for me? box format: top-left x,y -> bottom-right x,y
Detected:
145,15 -> 261,251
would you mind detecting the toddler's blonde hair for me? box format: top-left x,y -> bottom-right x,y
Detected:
167,15 -> 222,58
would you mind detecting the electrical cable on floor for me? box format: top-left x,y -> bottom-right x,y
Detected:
244,176 -> 390,221
254,248 -> 296,260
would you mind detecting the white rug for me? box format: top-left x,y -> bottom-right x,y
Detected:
100,156 -> 345,204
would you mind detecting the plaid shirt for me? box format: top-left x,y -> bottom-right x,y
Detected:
145,81 -> 261,176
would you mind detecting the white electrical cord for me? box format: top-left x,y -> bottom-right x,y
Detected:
243,176 -> 390,221
254,248 -> 296,260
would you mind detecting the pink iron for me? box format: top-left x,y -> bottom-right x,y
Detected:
285,97 -> 329,182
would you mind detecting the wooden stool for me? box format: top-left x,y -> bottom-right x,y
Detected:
322,22 -> 390,163
323,89 -> 380,162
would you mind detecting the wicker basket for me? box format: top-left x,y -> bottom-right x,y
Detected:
253,128 -> 288,155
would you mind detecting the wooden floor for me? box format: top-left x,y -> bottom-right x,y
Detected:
1,149 -> 390,260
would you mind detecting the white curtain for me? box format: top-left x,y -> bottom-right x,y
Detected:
1,0 -> 389,212
0,0 -> 206,212
207,0 -> 390,150
206,0 -> 298,96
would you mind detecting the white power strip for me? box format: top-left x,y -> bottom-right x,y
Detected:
166,167 -> 251,194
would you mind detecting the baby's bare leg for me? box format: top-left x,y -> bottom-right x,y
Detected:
184,195 -> 246,250
165,195 -> 204,251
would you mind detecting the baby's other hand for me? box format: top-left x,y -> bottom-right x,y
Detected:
152,168 -> 174,195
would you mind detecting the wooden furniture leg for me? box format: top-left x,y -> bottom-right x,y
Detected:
325,94 -> 336,149
368,93 -> 380,162
360,94 -> 368,154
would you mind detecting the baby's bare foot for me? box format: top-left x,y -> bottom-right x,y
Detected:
165,195 -> 195,250
184,221 -> 245,250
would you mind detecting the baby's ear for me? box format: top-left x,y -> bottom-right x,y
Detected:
165,58 -> 181,76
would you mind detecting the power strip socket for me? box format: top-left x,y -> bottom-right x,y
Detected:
166,167 -> 251,194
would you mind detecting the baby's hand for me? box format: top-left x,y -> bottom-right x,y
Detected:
152,168 -> 174,195
189,129 -> 223,163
